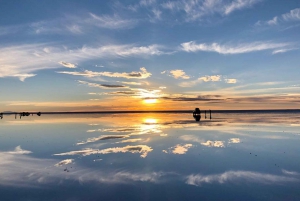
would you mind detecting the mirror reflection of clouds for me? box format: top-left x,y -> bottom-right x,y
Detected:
1,113 -> 300,192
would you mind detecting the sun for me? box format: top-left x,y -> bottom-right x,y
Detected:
143,99 -> 157,104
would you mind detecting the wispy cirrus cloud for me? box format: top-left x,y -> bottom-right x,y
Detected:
161,0 -> 262,21
186,170 -> 299,186
78,80 -> 128,89
57,67 -> 152,79
272,48 -> 298,55
256,8 -> 300,26
180,41 -> 290,54
224,0 -> 262,15
0,12 -> 137,37
0,43 -> 163,81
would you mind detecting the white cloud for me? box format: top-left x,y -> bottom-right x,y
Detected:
0,43 -> 163,80
181,41 -> 289,54
171,144 -> 193,154
256,8 -> 300,26
201,140 -> 225,147
0,152 -> 167,187
121,81 -> 142,85
272,48 -> 298,55
228,138 -> 241,143
117,138 -> 142,143
225,78 -> 237,84
282,169 -> 300,176
12,73 -> 36,82
224,0 -> 261,15
54,145 -> 153,158
180,75 -> 223,87
58,61 -> 77,68
152,9 -> 162,20
186,170 -> 299,186
54,159 -> 74,167
199,75 -> 221,82
4,146 -> 32,155
282,8 -> 300,21
88,13 -> 137,29
161,0 -> 262,21
57,67 -> 152,79
169,69 -> 190,79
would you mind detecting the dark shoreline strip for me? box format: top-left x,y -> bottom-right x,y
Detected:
1,109 -> 300,116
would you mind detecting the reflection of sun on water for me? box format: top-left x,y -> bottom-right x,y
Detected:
140,118 -> 161,134
143,99 -> 157,104
144,118 -> 157,124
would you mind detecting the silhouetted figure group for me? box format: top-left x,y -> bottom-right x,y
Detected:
193,108 -> 212,121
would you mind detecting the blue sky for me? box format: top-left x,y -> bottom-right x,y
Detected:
0,0 -> 299,111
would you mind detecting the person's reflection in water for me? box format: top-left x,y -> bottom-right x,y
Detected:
193,108 -> 201,121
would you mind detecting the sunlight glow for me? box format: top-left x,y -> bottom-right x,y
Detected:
143,99 -> 157,104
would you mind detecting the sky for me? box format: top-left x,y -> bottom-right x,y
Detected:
0,0 -> 299,112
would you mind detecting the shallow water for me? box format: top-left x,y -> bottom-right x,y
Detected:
1,112 -> 300,201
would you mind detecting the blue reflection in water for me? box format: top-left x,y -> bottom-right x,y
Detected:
0,112 -> 300,200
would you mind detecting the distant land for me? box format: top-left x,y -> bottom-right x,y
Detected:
1,109 -> 300,115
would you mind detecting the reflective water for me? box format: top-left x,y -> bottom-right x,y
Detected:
1,112 -> 300,201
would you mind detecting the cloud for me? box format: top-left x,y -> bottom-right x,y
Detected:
161,0 -> 262,21
57,67 -> 152,79
179,75 -> 224,87
58,61 -> 77,68
88,13 -> 137,29
117,138 -> 143,143
282,169 -> 300,176
228,138 -> 241,143
224,0 -> 261,15
225,78 -> 237,83
4,146 -> 32,155
54,159 -> 74,167
199,75 -> 222,82
11,73 -> 36,82
186,170 -> 299,186
121,81 -> 142,85
181,41 -> 289,54
256,8 -> 300,26
201,140 -> 225,147
0,43 -> 163,80
77,135 -> 129,145
0,145 -> 32,155
78,80 -> 128,89
169,69 -> 190,79
0,152 -> 167,188
180,135 -> 225,147
162,95 -> 223,102
54,145 -> 153,158
272,48 -> 298,54
282,8 -> 300,21
171,144 -> 193,154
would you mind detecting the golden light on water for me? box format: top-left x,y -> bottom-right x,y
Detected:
144,118 -> 157,124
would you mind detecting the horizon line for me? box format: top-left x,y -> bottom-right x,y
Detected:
1,109 -> 300,115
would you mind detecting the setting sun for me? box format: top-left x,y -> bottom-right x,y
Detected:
143,99 -> 158,104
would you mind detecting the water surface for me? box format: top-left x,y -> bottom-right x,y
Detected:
1,112 -> 300,201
